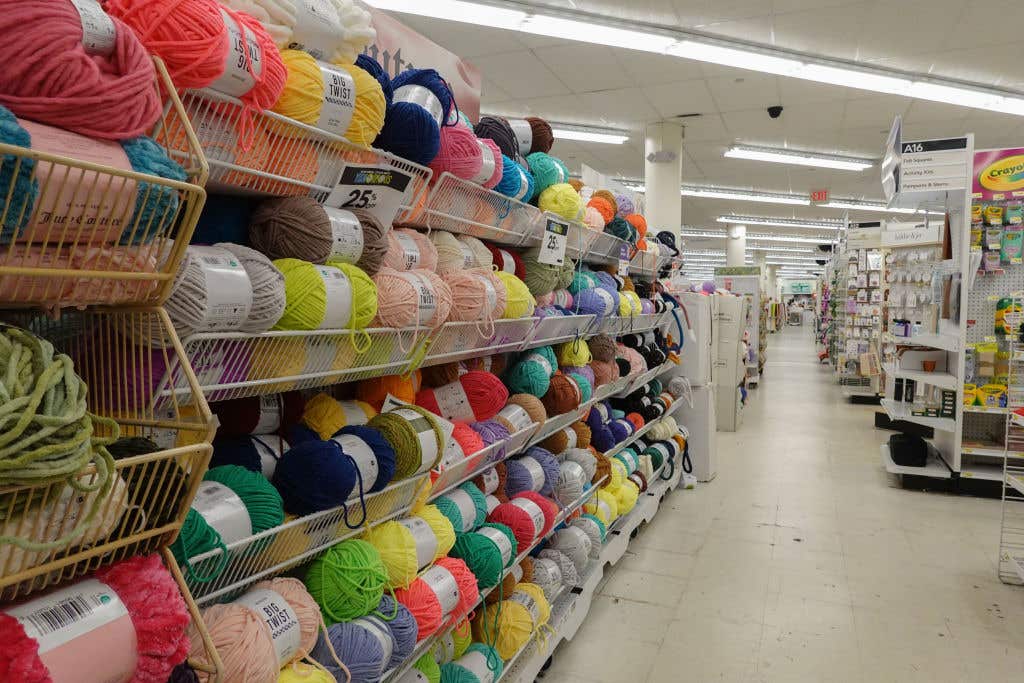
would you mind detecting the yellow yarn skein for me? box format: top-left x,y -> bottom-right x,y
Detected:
618,293 -> 632,317
513,582 -> 551,625
273,50 -> 387,148
616,479 -> 640,514
538,183 -> 584,222
362,520 -> 420,589
472,599 -> 534,659
302,394 -> 377,440
278,662 -> 334,683
495,271 -> 536,319
452,618 -> 473,659
623,290 -> 642,315
585,488 -> 619,523
413,504 -> 455,559
556,339 -> 591,367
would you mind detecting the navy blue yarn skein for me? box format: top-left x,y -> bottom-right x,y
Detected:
334,424 -> 397,493
376,69 -> 455,165
356,54 -> 393,104
272,439 -> 362,516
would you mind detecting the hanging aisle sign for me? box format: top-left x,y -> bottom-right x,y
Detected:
326,164 -> 413,226
899,137 -> 969,193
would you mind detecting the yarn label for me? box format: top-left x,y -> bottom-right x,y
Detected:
322,207 -> 364,263
458,650 -> 497,683
235,589 -> 301,667
213,9 -> 263,98
389,407 -> 439,476
191,480 -> 252,544
478,526 -> 513,567
327,165 -> 413,228
433,632 -> 456,664
9,579 -> 136,682
533,558 -> 561,592
478,274 -> 499,315
480,467 -> 500,494
538,217 -> 569,267
484,494 -> 500,514
496,404 -> 533,433
289,0 -> 342,60
331,433 -> 379,490
254,394 -> 282,434
510,498 -> 545,538
393,85 -> 444,127
445,489 -> 479,534
457,240 -> 476,269
471,140 -> 498,185
190,246 -> 253,330
420,565 -> 460,617
70,0 -> 115,55
317,64 -> 356,135
557,462 -> 585,500
396,272 -> 438,326
399,517 -> 438,569
562,427 -> 577,451
509,590 -> 542,625
252,435 -> 288,479
514,166 -> 532,202
316,265 -> 354,329
508,119 -> 533,156
393,232 -> 422,270
338,400 -> 371,425
596,499 -> 612,522
497,249 -> 517,274
431,381 -> 475,422
518,457 -> 546,492
351,616 -> 394,670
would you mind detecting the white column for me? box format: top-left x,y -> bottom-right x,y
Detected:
643,122 -> 683,238
726,225 -> 746,266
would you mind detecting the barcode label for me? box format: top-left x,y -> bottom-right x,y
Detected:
8,579 -> 130,655
24,595 -> 94,635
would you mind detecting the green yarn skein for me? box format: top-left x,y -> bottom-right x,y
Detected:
0,324 -> 118,553
449,532 -> 504,590
306,539 -> 388,624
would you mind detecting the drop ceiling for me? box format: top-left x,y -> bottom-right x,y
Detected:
389,1 -> 1024,242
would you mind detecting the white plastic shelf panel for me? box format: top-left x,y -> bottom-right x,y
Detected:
529,314 -> 597,346
420,318 -> 538,367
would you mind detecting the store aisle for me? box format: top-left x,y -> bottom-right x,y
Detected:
543,326 -> 1024,682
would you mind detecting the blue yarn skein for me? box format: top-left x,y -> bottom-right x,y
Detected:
119,136 -> 187,245
0,106 -> 37,243
608,419 -> 630,444
272,439 -> 360,515
435,482 -> 488,534
525,446 -> 561,496
493,154 -> 521,198
356,54 -> 393,104
209,435 -> 285,476
586,410 -> 616,453
376,595 -> 417,668
376,69 -> 454,165
575,287 -> 616,318
334,425 -> 396,493
312,618 -> 395,683
191,194 -> 253,245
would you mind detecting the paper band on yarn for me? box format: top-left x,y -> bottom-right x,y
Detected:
400,517 -> 439,569
338,400 -> 371,426
315,265 -> 354,329
395,272 -> 438,326
497,249 -> 516,274
509,497 -> 545,538
471,140 -> 497,185
514,167 -> 532,202
420,565 -> 460,617
649,443 -> 671,462
288,0 -> 342,60
457,650 -> 497,683
525,352 -> 553,377
596,499 -> 611,522
457,240 -> 476,269
235,589 -> 302,667
496,405 -> 532,433
332,433 -> 379,490
393,232 -> 422,270
553,527 -> 589,558
484,494 -> 500,515
352,615 -> 394,669
324,207 -> 364,263
433,632 -> 456,664
19,119 -> 137,243
70,0 -> 115,55
252,435 -> 288,479
444,489 -> 479,534
507,119 -> 533,157
440,438 -> 464,470
594,288 -> 615,315
391,408 -> 439,476
480,468 -> 500,495
190,246 -> 254,331
557,462 -> 586,496
562,427 -> 577,451
316,63 -> 357,136
254,394 -> 283,434
8,578 -> 137,683
531,557 -> 561,591
510,562 -> 523,584
593,403 -> 609,422
477,526 -> 513,567
517,457 -> 545,493
567,377 -> 581,404
393,85 -> 444,128
212,9 -> 263,98
476,274 -> 498,313
395,669 -> 430,683
432,381 -> 475,422
191,480 -> 252,544
509,590 -> 541,625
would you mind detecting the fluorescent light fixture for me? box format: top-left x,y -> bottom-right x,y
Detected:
550,128 -> 629,144
365,0 -> 526,28
822,200 -> 944,216
668,41 -> 802,77
717,215 -> 844,231
725,145 -> 874,172
746,246 -> 815,254
681,229 -> 836,246
682,185 -> 809,206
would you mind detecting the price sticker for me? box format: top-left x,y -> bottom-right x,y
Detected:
618,244 -> 631,276
70,0 -> 115,55
326,164 -> 414,228
538,216 -> 568,266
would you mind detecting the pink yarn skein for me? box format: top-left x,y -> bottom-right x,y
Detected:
0,0 -> 161,139
429,123 -> 484,181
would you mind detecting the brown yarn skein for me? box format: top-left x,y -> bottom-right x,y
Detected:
421,362 -> 461,388
592,190 -> 618,216
541,373 -> 581,416
527,117 -> 553,153
570,421 -> 591,450
592,451 -> 611,484
588,335 -> 617,363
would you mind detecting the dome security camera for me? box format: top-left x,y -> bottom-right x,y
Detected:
767,105 -> 783,119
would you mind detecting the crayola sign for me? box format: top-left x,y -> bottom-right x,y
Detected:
974,148 -> 1024,200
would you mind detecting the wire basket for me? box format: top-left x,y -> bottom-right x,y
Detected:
419,318 -> 539,368
169,88 -> 431,223
0,308 -> 213,600
0,58 -> 207,309
185,474 -> 428,605
630,250 -> 658,280
163,548 -> 223,681
530,314 -> 597,346
398,172 -> 543,247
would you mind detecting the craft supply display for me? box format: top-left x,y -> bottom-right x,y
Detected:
0,3 -> 695,683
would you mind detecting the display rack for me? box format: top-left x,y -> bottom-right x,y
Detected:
836,225 -> 884,399
714,268 -> 762,386
1000,306 -> 1024,583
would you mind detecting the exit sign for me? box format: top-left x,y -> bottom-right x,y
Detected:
810,189 -> 829,203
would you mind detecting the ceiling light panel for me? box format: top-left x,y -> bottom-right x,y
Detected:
682,186 -> 809,206
725,145 -> 874,172
717,215 -> 845,231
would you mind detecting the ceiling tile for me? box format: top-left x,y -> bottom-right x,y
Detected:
773,4 -> 870,60
484,94 -> 588,124
707,73 -> 780,112
395,15 -> 524,58
533,44 -> 635,94
642,79 -> 717,119
721,108 -> 789,138
681,114 -> 731,142
903,99 -> 974,125
480,78 -> 513,106
683,141 -> 730,162
842,95 -> 910,129
778,78 -> 854,106
615,51 -> 707,87
575,88 -> 661,129
856,1 -> 960,62
697,15 -> 774,44
468,51 -> 569,99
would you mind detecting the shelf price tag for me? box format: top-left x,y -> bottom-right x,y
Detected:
326,164 -> 413,227
618,244 -> 630,276
538,216 -> 568,266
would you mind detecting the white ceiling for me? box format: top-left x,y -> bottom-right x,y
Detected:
392,1 -> 1024,238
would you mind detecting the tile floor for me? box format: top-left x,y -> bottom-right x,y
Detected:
542,325 -> 1024,682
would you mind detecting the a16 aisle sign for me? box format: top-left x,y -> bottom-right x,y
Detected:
326,164 -> 413,226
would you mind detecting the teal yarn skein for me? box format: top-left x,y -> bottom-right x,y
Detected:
526,152 -> 565,201
0,105 -> 36,242
440,643 -> 504,683
435,482 -> 489,535
448,531 -> 505,589
504,346 -> 557,397
120,135 -> 187,244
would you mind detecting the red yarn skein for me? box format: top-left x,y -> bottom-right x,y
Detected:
0,1 -> 161,139
515,491 -> 558,536
486,244 -> 526,280
452,422 -> 485,455
416,371 -> 509,422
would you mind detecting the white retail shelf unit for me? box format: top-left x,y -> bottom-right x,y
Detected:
1000,306 -> 1024,584
882,364 -> 959,391
836,225 -> 884,398
880,398 -> 956,433
881,443 -> 952,479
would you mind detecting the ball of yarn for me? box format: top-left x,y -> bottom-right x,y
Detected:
416,371 -> 508,422
434,482 -> 489,534
470,420 -> 511,461
278,663 -> 333,683
509,447 -> 561,497
529,557 -> 562,600
505,348 -> 556,397
495,271 -> 535,318
422,361 -> 461,388
542,373 -> 582,416
312,617 -> 393,683
377,69 -> 454,165
451,421 -> 485,456
615,193 -> 636,217
555,460 -> 588,505
384,228 -> 439,272
251,577 -> 321,656
556,339 -> 591,367
429,123 -> 484,181
368,404 -> 445,480
415,504 -> 456,559
357,53 -> 392,102
527,117 -> 554,153
432,230 -> 475,275
571,421 -> 591,449
582,206 -> 604,230
272,258 -> 377,331
250,198 -> 380,272
205,463 -> 285,531
538,183 -> 583,222
273,439 -> 357,515
550,526 -> 592,573
506,393 -> 548,424
574,287 -> 616,318
302,394 -> 377,439
526,152 -> 566,200
448,523 -> 516,589
587,196 -> 615,224
625,213 -> 648,237
414,653 -> 441,683
357,372 -> 421,411
589,335 -> 617,363
305,539 -> 387,624
477,138 -> 504,188
605,216 -> 635,244
488,244 -> 525,279
563,448 -> 597,482
373,268 -> 453,328
378,594 -> 418,668
472,599 -> 533,660
514,491 -> 557,536
442,270 -> 507,323
473,116 -> 516,159
573,514 -> 607,556
616,479 -> 641,513
394,557 -> 478,640
215,243 -> 286,332
592,190 -> 618,215
440,643 -> 504,683
538,548 -> 579,587
492,154 -> 533,201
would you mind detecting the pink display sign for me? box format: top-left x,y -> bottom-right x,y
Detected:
973,147 -> 1024,201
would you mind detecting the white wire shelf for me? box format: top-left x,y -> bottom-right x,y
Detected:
880,398 -> 956,432
185,474 -> 428,605
965,405 -> 1008,415
420,318 -> 539,368
959,464 -> 1005,481
880,443 -> 952,479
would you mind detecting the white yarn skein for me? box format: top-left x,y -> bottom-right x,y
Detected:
537,548 -> 579,587
549,526 -> 591,574
430,231 -> 468,276
457,235 -> 493,270
217,243 -> 286,333
165,247 -> 252,340
553,461 -> 587,506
